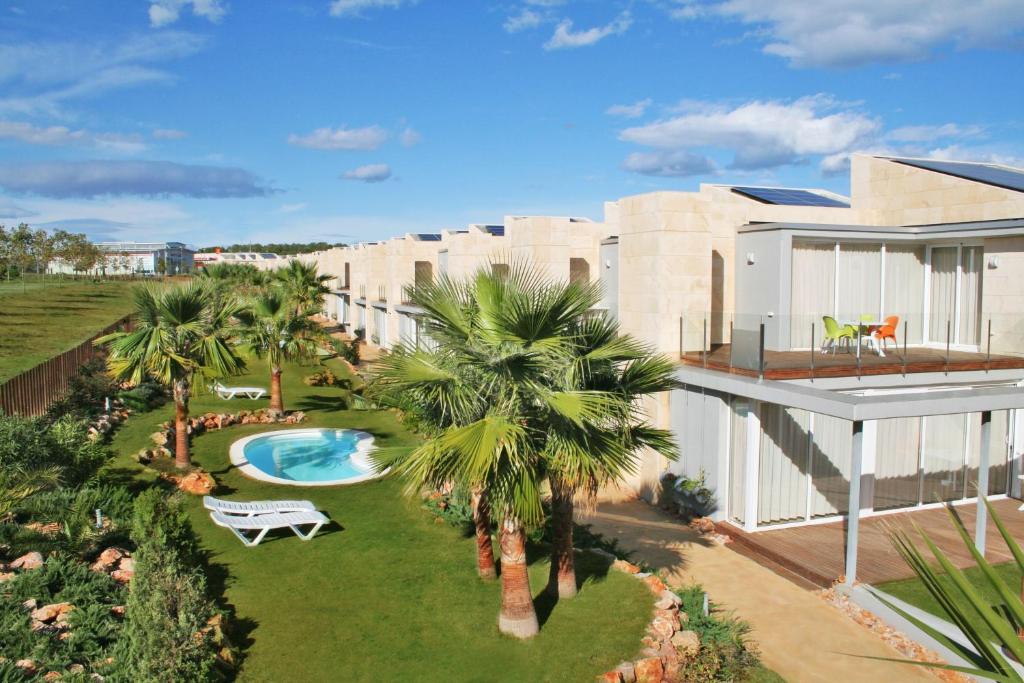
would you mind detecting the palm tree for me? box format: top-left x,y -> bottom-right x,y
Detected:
236,290 -> 326,417
542,315 -> 679,598
97,283 -> 245,469
273,260 -> 332,315
372,263 -> 633,638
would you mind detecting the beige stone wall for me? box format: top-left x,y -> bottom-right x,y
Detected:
982,236 -> 1024,354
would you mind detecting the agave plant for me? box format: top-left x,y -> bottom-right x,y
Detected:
877,499 -> 1024,681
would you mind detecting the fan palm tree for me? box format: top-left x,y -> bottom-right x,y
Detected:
371,262 -> 658,637
274,260 -> 332,315
542,316 -> 679,598
97,283 -> 245,469
236,290 -> 327,417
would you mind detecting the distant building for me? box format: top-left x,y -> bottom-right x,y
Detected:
49,241 -> 194,275
193,250 -> 288,271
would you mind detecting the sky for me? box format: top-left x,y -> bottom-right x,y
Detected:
0,0 -> 1022,247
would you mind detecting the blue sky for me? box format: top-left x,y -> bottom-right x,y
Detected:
0,0 -> 1022,247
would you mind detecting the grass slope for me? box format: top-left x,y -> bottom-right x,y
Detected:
106,357 -> 654,682
0,277 -> 141,381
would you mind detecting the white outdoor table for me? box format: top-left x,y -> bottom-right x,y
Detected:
839,319 -> 885,357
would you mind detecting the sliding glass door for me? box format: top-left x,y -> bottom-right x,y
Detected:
927,245 -> 984,348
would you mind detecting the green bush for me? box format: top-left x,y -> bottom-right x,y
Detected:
13,483 -> 134,557
116,381 -> 165,413
0,415 -> 109,488
303,369 -> 338,387
114,490 -> 223,682
331,337 -> 360,365
675,586 -> 762,682
45,359 -> 120,422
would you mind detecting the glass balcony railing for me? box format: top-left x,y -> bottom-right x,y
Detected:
678,310 -> 1024,381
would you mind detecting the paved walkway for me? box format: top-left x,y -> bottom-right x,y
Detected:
582,500 -> 936,683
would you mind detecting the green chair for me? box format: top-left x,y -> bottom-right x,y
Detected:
822,316 -> 856,354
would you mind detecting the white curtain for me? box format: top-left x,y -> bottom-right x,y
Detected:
791,241 -> 836,348
929,247 -> 957,344
883,245 -> 925,345
836,243 -> 882,322
873,417 -> 921,510
757,404 -> 810,525
960,247 -> 983,346
729,399 -> 750,525
921,414 -> 966,503
967,410 -> 1010,497
809,413 -> 853,518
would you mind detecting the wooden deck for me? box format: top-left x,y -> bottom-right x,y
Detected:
681,344 -> 1024,380
716,498 -> 1024,587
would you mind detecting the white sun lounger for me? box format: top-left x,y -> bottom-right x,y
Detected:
209,509 -> 328,547
212,381 -> 267,400
203,496 -> 316,517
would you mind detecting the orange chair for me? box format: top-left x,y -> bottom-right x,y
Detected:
873,315 -> 899,350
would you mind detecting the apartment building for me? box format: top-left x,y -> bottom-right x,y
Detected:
193,250 -> 288,271
49,240 -> 194,275
297,154 -> 1024,583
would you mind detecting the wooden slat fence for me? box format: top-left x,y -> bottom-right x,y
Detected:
0,315 -> 134,417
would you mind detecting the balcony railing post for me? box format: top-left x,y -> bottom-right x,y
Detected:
986,318 -> 992,372
702,317 -> 708,369
758,323 -> 765,382
902,320 -> 908,377
810,322 -> 815,382
728,320 -> 734,373
946,320 -> 951,376
856,325 -> 862,379
679,316 -> 684,360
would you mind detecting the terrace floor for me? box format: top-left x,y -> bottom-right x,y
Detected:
681,343 -> 1024,380
715,497 -> 1024,587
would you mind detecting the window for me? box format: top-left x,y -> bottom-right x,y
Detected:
569,258 -> 589,284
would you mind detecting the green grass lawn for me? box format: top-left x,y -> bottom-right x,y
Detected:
0,277 -> 143,381
876,561 -> 1023,642
105,357 -> 655,682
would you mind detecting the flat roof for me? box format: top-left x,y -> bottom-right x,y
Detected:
738,217 -> 1024,239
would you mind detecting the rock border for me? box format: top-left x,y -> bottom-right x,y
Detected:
589,548 -> 703,683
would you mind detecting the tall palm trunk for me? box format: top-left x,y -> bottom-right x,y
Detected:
498,518 -> 539,639
546,476 -> 577,598
173,380 -> 191,470
471,488 -> 497,579
269,366 -> 284,416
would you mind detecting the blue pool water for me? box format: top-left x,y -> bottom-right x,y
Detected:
242,429 -> 375,483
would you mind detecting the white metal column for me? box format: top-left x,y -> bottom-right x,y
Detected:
845,420 -> 865,585
743,402 -> 761,532
975,410 -> 992,555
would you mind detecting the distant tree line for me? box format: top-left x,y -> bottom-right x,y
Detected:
196,241 -> 347,256
0,223 -> 102,283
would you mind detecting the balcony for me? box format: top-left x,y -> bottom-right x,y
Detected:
678,311 -> 1024,381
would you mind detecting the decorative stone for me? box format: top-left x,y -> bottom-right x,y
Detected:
611,559 -> 641,574
111,605 -> 126,617
671,630 -> 700,660
654,608 -> 680,630
15,659 -> 37,674
43,671 -> 62,680
69,665 -> 85,675
641,574 -> 668,594
615,661 -> 636,683
25,522 -> 61,535
31,602 -> 72,623
648,616 -> 676,641
0,571 -> 15,582
91,547 -> 127,573
22,598 -> 38,611
54,605 -> 75,625
117,557 -> 135,573
11,551 -> 44,570
656,590 -> 682,608
151,431 -> 168,446
596,672 -> 623,683
633,656 -> 664,683
111,569 -> 134,584
176,471 -> 215,495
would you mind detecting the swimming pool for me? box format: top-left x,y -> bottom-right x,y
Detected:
229,428 -> 382,486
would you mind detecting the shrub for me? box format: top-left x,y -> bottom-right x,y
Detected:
304,369 -> 338,387
14,483 -> 134,557
0,415 -> 109,488
116,381 -> 165,413
661,470 -> 717,521
675,586 -> 762,682
331,337 -> 360,365
114,490 -> 221,681
45,359 -> 120,422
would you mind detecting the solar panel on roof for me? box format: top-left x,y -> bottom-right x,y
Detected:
416,233 -> 442,241
485,226 -> 505,236
889,158 -> 1024,193
731,186 -> 850,208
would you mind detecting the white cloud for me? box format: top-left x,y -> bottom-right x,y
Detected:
0,120 -> 147,154
689,0 -> 1024,68
329,0 -> 410,18
0,32 -> 205,117
619,95 -> 880,170
924,145 -> 1024,169
606,98 -> 652,118
342,163 -> 392,183
622,150 -> 716,177
153,127 -> 188,139
504,9 -> 543,33
148,0 -> 226,28
400,126 -> 422,147
886,123 -> 983,143
287,125 -> 389,151
544,11 -> 632,50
